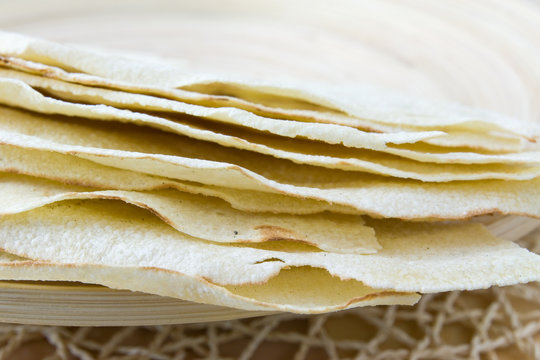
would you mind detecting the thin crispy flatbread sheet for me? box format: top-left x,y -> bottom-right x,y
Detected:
183,81 -> 540,139
0,252 -> 417,313
0,200 -> 538,293
4,70 -> 540,167
11,69 -> 540,163
1,130 -> 539,219
0,144 -> 360,215
0,64 -> 527,154
5,54 -> 530,153
413,132 -> 526,152
1,87 -> 540,183
1,31 -> 537,139
183,81 -> 530,152
0,77 -> 444,151
0,55 -> 526,153
0,173 -> 378,254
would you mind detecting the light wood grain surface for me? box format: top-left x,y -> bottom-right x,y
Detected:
3,0 -> 540,123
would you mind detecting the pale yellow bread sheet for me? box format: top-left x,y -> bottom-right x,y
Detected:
0,173 -> 378,254
0,144 -> 360,215
0,81 -> 538,184
0,76 -> 445,151
0,31 -> 537,139
0,200 -> 538,293
1,131 -> 538,219
0,252 -> 417,313
0,60 -> 526,153
4,71 -> 540,167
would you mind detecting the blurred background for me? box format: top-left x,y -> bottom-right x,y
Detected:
3,0 -> 540,122
1,0 -> 540,359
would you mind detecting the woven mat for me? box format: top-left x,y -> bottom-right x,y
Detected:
1,229 -> 538,360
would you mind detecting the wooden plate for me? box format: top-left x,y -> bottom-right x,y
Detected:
0,0 -> 539,326
0,281 -> 275,326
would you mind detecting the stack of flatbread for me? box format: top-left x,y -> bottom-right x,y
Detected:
0,31 -> 538,314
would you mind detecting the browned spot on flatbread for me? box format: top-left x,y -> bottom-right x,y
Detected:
253,224 -> 302,242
